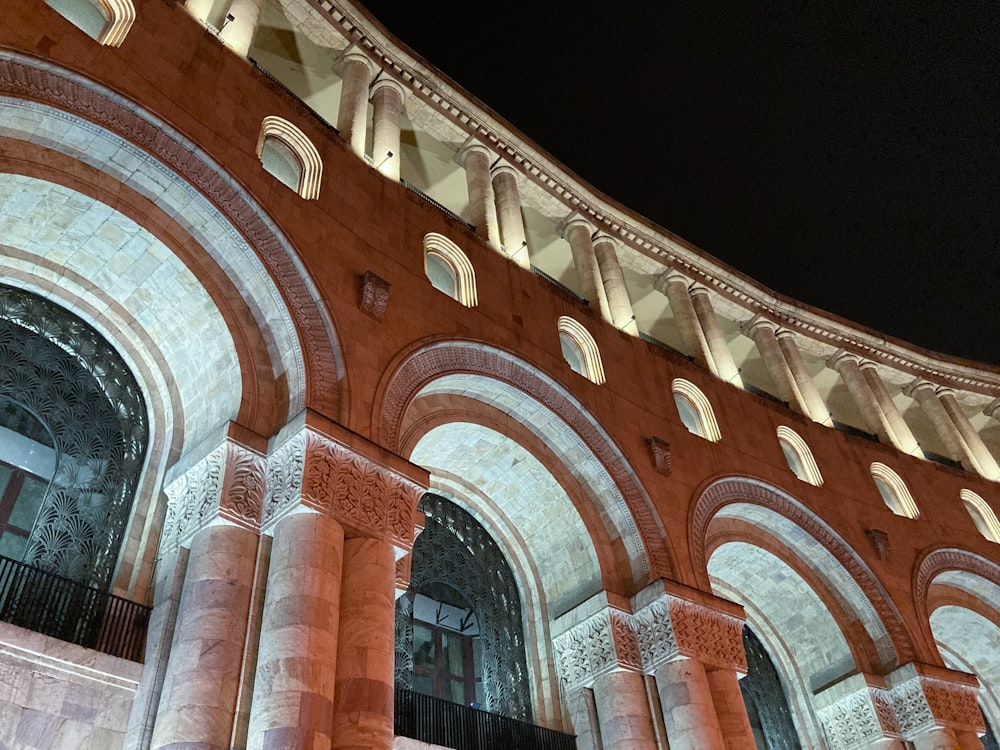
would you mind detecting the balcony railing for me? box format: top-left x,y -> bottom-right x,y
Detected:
0,553 -> 150,662
395,687 -> 576,750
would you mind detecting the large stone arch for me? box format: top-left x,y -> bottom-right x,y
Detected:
916,547 -> 1000,731
374,337 -> 674,584
0,49 -> 345,423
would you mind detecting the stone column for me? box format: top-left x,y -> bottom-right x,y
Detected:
814,673 -> 907,750
938,388 -> 1000,481
656,271 -> 715,370
337,51 -> 375,157
370,77 -> 405,180
776,330 -> 831,424
459,142 -> 502,249
563,217 -> 611,319
743,317 -> 803,410
655,658 -> 726,750
148,431 -> 267,750
887,663 -> 984,750
705,667 -> 756,750
905,379 -> 972,467
860,361 -> 923,457
184,0 -> 214,24
593,232 -> 639,335
564,689 -> 602,750
829,351 -> 894,442
594,670 -> 659,750
690,284 -> 742,385
149,523 -> 259,750
491,162 -> 530,268
247,511 -> 344,750
331,537 -> 398,750
218,0 -> 265,57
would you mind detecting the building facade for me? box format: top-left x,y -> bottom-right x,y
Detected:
1,2 -> 1000,749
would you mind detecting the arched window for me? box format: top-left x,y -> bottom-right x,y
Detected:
776,426 -> 823,486
256,116 -> 323,199
961,489 -> 1000,543
672,379 -> 721,441
870,463 -> 919,519
423,233 -> 477,307
557,317 -> 605,385
46,0 -> 135,47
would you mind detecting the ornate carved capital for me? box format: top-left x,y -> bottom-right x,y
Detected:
262,426 -> 423,551
815,675 -> 900,750
633,593 -> 747,673
552,606 -> 642,690
645,436 -> 671,476
162,439 -> 266,551
887,663 -> 983,738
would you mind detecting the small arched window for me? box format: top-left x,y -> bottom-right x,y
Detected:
870,463 -> 919,519
776,426 -> 823,486
672,379 -> 721,442
423,234 -> 477,307
558,317 -> 605,385
961,489 -> 1000,543
256,117 -> 323,199
46,0 -> 135,46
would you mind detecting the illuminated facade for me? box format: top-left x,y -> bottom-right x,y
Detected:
1,2 -> 1000,749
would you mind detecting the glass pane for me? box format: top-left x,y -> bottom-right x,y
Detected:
412,673 -> 432,696
560,334 -> 585,375
0,531 -> 27,560
413,623 -> 434,668
443,631 -> 464,675
0,465 -> 11,496
9,475 -> 46,530
446,677 -> 465,705
780,440 -> 805,480
426,253 -> 458,298
260,138 -> 302,192
675,393 -> 702,435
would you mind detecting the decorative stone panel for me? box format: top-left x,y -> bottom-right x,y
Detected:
645,436 -> 672,476
887,663 -> 984,738
162,439 -> 266,551
360,271 -> 391,320
552,607 -> 642,691
815,674 -> 901,750
262,426 -> 423,551
633,593 -> 747,673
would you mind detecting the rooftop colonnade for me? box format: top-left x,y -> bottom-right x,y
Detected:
0,1 -> 998,750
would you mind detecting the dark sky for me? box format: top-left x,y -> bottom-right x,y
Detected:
358,1 -> 999,365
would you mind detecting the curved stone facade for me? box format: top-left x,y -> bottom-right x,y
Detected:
0,2 -> 998,749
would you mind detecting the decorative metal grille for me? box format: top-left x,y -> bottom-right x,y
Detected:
0,285 -> 147,589
740,626 -> 802,750
396,493 -> 533,722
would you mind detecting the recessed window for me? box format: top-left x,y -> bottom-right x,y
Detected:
423,234 -> 477,307
870,463 -> 919,519
46,0 -> 135,46
776,426 -> 823,486
672,379 -> 720,441
256,117 -> 323,199
961,489 -> 1000,543
557,317 -> 605,384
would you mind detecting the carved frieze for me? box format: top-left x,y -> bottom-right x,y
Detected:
162,440 -> 266,551
360,271 -> 391,321
816,683 -> 900,750
552,608 -> 642,691
632,593 -> 747,673
890,669 -> 984,737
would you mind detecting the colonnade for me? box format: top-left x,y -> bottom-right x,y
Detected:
554,585 -> 986,750
127,415 -> 426,750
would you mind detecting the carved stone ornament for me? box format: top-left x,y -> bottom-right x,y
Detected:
262,427 -> 421,549
162,440 -> 266,551
360,271 -> 391,321
816,682 -> 901,750
645,436 -> 672,476
889,668 -> 984,737
552,607 -> 643,691
865,528 -> 891,561
633,594 -> 748,673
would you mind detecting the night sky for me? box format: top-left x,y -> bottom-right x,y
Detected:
358,2 -> 999,365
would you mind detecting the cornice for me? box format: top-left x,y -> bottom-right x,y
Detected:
306,0 -> 1000,397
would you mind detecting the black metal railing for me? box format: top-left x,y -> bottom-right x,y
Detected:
529,266 -> 589,305
395,688 -> 576,750
401,179 -> 477,230
832,420 -> 879,442
0,554 -> 150,662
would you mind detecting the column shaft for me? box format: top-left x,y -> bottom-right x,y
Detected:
660,273 -> 714,370
830,353 -> 893,442
218,0 -> 265,57
593,233 -> 639,334
940,389 -> 1000,480
565,689 -> 601,750
461,144 -> 501,249
564,219 -> 611,319
593,670 -> 657,750
776,331 -> 830,423
248,512 -> 344,750
860,363 -> 922,456
185,0 -> 214,23
690,286 -> 741,385
491,164 -> 530,268
705,668 -> 756,750
912,727 -> 967,750
908,381 -> 972,467
371,78 -> 404,180
746,320 -> 803,410
337,52 -> 374,157
655,659 -> 726,750
331,537 -> 397,750
150,524 -> 259,750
